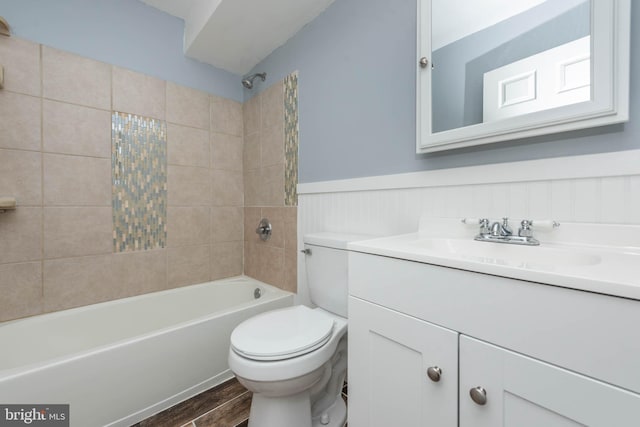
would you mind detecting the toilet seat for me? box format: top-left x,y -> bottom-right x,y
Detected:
231,305 -> 335,361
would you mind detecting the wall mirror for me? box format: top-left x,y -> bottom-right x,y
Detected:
417,0 -> 630,153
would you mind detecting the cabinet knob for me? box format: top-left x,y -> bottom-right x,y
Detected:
469,386 -> 487,405
419,57 -> 429,68
426,366 -> 442,382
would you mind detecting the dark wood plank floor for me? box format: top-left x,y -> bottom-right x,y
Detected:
131,378 -> 250,427
133,378 -> 348,427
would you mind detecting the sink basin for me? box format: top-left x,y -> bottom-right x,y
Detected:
348,219 -> 640,300
406,238 -> 601,270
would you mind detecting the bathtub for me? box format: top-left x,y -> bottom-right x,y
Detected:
0,276 -> 293,426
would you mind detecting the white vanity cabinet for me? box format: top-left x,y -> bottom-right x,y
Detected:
347,251 -> 640,427
348,297 -> 458,427
459,336 -> 640,427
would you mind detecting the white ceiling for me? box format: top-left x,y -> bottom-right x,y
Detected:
141,0 -> 336,75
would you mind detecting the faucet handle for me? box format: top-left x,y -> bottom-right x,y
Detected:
461,218 -> 491,235
479,218 -> 490,235
519,219 -> 533,237
501,217 -> 513,234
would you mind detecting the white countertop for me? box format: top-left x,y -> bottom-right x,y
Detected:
347,218 -> 640,301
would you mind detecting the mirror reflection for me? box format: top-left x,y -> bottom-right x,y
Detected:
431,0 -> 591,133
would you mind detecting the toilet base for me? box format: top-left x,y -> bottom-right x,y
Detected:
247,390 -> 346,427
312,394 -> 346,427
248,390 -> 311,427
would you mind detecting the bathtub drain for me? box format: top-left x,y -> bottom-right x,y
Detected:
254,288 -> 262,299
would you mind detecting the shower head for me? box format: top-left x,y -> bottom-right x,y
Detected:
242,72 -> 266,89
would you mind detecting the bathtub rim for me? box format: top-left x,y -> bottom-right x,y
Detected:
0,275 -> 292,381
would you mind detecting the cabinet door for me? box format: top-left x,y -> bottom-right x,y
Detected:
348,297 -> 458,427
460,336 -> 640,427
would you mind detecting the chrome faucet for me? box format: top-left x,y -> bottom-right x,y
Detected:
464,217 -> 559,246
490,218 -> 512,237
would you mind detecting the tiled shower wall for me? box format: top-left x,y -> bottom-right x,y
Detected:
242,74 -> 298,293
0,36 -> 244,322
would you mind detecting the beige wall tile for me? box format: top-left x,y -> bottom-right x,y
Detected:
168,244 -> 210,288
43,100 -> 111,157
166,82 -> 209,129
0,91 -> 41,151
261,125 -> 284,168
168,165 -> 212,206
243,132 -> 260,172
43,254 -> 115,312
211,241 -> 243,280
43,154 -> 111,206
0,37 -> 41,96
283,245 -> 298,294
42,46 -> 111,109
0,262 -> 43,322
260,207 -> 284,248
45,250 -> 167,312
261,81 -> 284,131
212,170 -> 243,207
210,95 -> 242,136
113,67 -> 166,119
283,207 -> 297,293
255,244 -> 284,288
112,249 -> 168,297
261,164 -> 285,206
243,169 -> 261,207
167,206 -> 211,247
0,149 -> 42,205
44,207 -> 112,259
244,241 -> 258,279
0,208 -> 42,263
244,207 -> 262,243
283,207 -> 297,249
245,240 -> 285,288
212,207 -> 243,242
167,124 -> 209,168
211,132 -> 243,172
243,95 -> 260,136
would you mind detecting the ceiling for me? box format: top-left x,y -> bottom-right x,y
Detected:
141,0 -> 336,75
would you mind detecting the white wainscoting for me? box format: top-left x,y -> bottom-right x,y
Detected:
294,150 -> 640,304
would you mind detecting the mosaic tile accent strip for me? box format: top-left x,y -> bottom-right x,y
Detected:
112,112 -> 167,252
284,71 -> 299,207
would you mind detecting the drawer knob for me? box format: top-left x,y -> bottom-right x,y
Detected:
426,366 -> 442,382
470,386 -> 487,405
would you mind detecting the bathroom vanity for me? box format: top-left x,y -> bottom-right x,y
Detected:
346,219 -> 640,426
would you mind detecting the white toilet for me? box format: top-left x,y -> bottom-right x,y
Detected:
228,232 -> 369,427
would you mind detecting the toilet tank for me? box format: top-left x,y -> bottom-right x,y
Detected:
303,232 -> 372,318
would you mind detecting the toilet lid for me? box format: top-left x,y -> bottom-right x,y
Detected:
231,305 -> 335,361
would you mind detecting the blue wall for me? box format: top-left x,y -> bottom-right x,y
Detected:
0,0 -> 242,101
249,0 -> 638,184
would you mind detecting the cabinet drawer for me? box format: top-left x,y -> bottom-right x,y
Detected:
460,336 -> 640,427
349,251 -> 640,394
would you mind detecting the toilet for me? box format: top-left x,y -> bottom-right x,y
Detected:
228,232 -> 370,427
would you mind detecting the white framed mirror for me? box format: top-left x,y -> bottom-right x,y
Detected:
417,0 -> 630,153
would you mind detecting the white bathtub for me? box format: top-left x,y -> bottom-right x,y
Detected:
0,276 -> 293,426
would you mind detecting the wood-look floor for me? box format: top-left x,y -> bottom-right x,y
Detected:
132,378 -> 349,427
131,378 -> 250,427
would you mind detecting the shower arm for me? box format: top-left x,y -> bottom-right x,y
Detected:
242,72 -> 266,89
